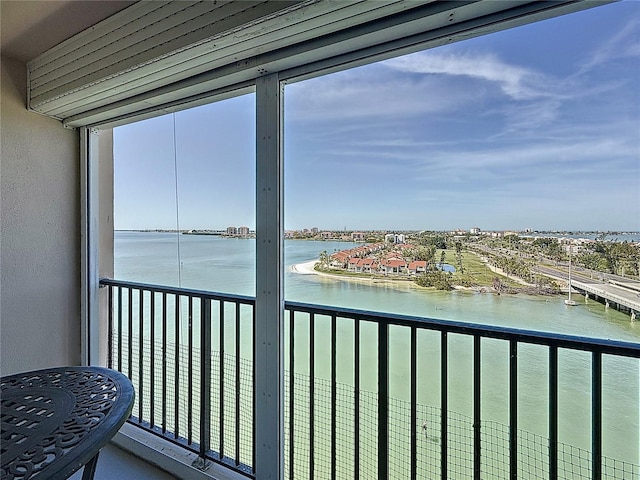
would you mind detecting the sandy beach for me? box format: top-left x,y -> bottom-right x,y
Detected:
289,260 -> 318,275
290,259 -> 430,292
289,259 -> 510,294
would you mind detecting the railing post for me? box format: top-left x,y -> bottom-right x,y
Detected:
194,297 -> 211,470
219,301 -> 225,459
117,286 -> 123,372
288,310 -> 295,479
410,326 -> 417,480
128,287 -> 133,379
162,292 -> 167,434
255,72 -> 285,480
473,335 -> 481,479
354,318 -> 361,480
378,321 -> 388,480
107,285 -> 113,368
174,294 -> 180,439
592,352 -> 602,480
310,313 -> 316,480
331,314 -> 337,479
235,303 -> 241,466
138,289 -> 144,423
549,346 -> 558,479
509,340 -> 518,480
150,292 -> 156,429
188,297 -> 193,444
441,331 -> 448,480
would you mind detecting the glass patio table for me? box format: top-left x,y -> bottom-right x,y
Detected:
1,366 -> 134,480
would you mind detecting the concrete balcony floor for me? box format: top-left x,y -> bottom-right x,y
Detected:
69,443 -> 178,480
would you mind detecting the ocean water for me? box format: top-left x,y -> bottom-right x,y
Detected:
114,231 -> 639,473
115,231 -> 640,342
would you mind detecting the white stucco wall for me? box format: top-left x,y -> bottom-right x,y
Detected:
1,55 -> 81,375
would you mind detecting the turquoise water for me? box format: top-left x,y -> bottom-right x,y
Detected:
115,231 -> 640,342
114,231 -> 639,472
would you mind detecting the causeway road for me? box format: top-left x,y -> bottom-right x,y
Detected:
534,265 -> 640,313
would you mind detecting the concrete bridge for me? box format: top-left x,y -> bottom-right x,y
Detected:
535,265 -> 640,320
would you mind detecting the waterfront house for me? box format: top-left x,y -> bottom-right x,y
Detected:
2,2 -> 637,480
379,258 -> 408,275
408,260 -> 428,275
359,258 -> 377,273
347,257 -> 361,272
329,250 -> 350,269
348,257 -> 378,274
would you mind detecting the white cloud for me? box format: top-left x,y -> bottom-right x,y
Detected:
578,17 -> 640,75
493,99 -> 562,137
285,64 -> 480,122
409,136 -> 638,191
383,51 -> 549,100
284,11 -> 639,230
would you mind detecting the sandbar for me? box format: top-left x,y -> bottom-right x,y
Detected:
289,260 -> 318,275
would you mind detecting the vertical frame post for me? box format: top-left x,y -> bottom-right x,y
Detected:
255,73 -> 284,479
81,127 -> 114,368
80,127 -> 100,366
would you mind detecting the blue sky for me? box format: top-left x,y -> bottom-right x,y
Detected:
114,1 -> 639,232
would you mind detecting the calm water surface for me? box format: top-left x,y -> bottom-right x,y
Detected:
114,231 -> 639,470
115,231 -> 640,341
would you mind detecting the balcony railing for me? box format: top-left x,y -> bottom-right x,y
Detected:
100,278 -> 640,480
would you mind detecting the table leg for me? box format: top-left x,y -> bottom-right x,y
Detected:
81,451 -> 100,480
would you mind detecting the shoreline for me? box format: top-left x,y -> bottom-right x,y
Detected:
290,259 -> 486,293
290,259 -> 554,296
289,260 -> 318,275
290,259 -> 427,290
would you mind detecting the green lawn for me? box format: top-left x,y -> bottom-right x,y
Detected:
314,249 -> 520,289
439,249 -> 520,288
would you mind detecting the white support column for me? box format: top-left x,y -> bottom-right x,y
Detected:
254,73 -> 284,479
80,127 -> 102,366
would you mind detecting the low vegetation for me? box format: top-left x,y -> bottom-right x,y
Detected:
313,231 -> 636,294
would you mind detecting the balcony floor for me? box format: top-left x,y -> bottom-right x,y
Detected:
69,443 -> 178,480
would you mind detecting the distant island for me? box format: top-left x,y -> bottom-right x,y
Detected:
287,231 -> 639,306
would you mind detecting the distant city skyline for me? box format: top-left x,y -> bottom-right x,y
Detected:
118,227 -> 639,235
114,2 -> 640,232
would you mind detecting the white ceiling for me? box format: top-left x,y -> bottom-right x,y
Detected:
0,0 -> 136,63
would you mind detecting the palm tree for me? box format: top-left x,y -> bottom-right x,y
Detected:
318,250 -> 329,269
455,241 -> 464,273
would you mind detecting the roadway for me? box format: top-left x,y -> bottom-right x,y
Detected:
534,265 -> 640,315
470,244 -> 640,315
